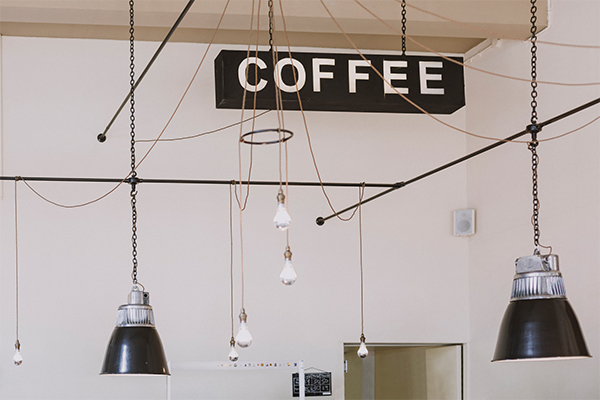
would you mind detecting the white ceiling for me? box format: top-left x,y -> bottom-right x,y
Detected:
0,0 -> 548,54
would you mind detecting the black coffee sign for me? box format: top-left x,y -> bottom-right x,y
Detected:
214,50 -> 464,114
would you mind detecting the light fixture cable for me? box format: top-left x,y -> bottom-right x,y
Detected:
235,0 -> 259,212
354,0 -> 599,87
321,0 -> 600,145
13,177 -> 23,366
357,183 -> 368,358
228,182 -> 239,361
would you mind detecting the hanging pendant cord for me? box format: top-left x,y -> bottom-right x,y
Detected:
128,0 -> 140,285
229,182 -> 235,339
14,178 -> 21,349
401,0 -> 407,56
358,183 -> 366,336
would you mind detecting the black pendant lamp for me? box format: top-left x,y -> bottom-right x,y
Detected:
492,0 -> 589,362
100,0 -> 169,376
492,254 -> 589,361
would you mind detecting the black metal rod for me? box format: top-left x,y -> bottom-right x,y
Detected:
315,96 -> 600,226
97,0 -> 196,143
0,176 -> 396,188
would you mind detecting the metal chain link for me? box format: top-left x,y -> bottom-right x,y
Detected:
129,0 -> 139,285
528,0 -> 541,253
268,0 -> 274,53
528,140 -> 540,251
529,0 -> 538,124
401,0 -> 407,56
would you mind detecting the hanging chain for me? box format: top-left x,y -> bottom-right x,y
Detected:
268,0 -> 274,53
529,141 -> 540,252
528,0 -> 541,254
401,0 -> 407,56
529,0 -> 538,125
129,0 -> 139,285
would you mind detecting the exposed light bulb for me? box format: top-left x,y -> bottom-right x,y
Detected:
228,338 -> 239,362
357,335 -> 368,358
13,341 -> 23,366
235,310 -> 253,348
273,190 -> 291,231
280,246 -> 297,285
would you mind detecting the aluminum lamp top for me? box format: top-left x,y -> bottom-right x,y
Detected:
100,286 -> 170,375
510,254 -> 566,301
115,287 -> 156,327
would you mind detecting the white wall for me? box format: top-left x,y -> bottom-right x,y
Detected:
465,0 -> 600,398
0,35 -> 469,399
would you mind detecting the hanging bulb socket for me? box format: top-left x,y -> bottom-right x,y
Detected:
13,340 -> 23,366
277,190 -> 285,204
357,334 -> 369,358
280,246 -> 297,285
273,190 -> 291,231
235,309 -> 253,348
228,337 -> 239,362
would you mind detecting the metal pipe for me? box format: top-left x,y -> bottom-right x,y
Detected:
97,0 -> 196,143
5,96 -> 598,219
315,96 -> 600,226
0,176 -> 396,188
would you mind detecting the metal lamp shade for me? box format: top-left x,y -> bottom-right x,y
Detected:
493,298 -> 590,361
101,287 -> 170,375
101,326 -> 169,375
492,254 -> 590,362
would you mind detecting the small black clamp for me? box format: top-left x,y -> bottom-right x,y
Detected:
128,175 -> 141,189
526,124 -> 541,146
394,181 -> 406,189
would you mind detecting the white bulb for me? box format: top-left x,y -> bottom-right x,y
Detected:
228,344 -> 239,362
273,203 -> 291,231
280,259 -> 297,285
236,321 -> 253,348
13,350 -> 23,366
357,342 -> 369,358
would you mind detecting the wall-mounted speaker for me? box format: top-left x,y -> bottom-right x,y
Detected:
454,209 -> 475,236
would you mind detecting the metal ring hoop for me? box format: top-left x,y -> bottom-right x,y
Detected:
240,128 -> 294,145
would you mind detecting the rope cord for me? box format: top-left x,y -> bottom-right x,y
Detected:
358,183 -> 366,336
402,0 -> 600,49
354,0 -> 600,87
235,0 -> 264,314
136,110 -> 270,142
18,0 -> 232,209
321,0 -> 600,144
235,0 -> 260,212
229,182 -> 235,338
14,178 -> 20,343
278,0 -> 365,223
